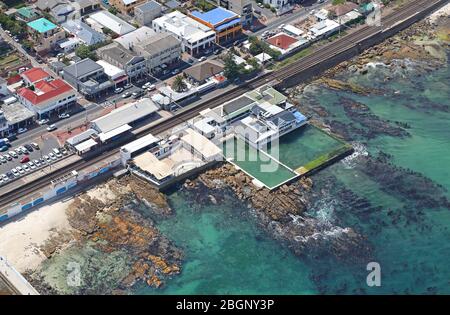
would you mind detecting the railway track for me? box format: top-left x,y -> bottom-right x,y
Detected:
0,0 -> 447,209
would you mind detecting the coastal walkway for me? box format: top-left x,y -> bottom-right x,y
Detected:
0,256 -> 39,295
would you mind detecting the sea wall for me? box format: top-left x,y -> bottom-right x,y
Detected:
278,0 -> 448,89
0,159 -> 123,225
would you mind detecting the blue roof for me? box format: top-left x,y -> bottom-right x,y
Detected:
293,111 -> 307,123
216,18 -> 241,31
191,7 -> 238,26
27,18 -> 57,33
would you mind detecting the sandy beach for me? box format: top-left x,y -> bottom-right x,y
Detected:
0,199 -> 74,273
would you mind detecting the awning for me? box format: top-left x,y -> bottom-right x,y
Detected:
74,138 -> 98,152
98,124 -> 132,142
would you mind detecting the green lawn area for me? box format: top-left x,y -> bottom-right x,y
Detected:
0,53 -> 20,67
271,47 -> 312,70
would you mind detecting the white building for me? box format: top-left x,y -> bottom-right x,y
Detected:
16,79 -> 76,118
263,0 -> 292,14
87,10 -> 136,35
152,11 -> 215,55
309,19 -> 341,39
134,0 -> 162,27
237,101 -> 307,148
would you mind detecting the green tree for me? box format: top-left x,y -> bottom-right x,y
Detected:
108,6 -> 119,15
75,44 -> 96,60
223,52 -> 241,80
172,75 -> 187,92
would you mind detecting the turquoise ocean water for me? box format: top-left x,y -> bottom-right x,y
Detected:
133,55 -> 450,295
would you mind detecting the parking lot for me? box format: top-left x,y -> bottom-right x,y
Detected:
0,136 -> 70,186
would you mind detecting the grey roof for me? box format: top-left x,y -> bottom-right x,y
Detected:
183,59 -> 224,82
51,3 -> 74,16
91,98 -> 159,133
135,0 -> 162,13
268,111 -> 296,126
63,58 -> 103,78
164,0 -> 180,9
78,0 -> 100,9
137,33 -> 180,57
223,95 -> 254,116
36,0 -> 68,11
62,19 -> 106,46
98,43 -> 145,66
251,104 -> 296,126
1,101 -> 35,125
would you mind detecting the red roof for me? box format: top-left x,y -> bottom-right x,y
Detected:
267,33 -> 298,50
20,67 -> 50,84
17,79 -> 74,106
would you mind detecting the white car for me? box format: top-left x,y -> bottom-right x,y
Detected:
38,119 -> 49,125
58,113 -> 70,119
9,151 -> 18,158
114,87 -> 124,94
198,56 -> 207,62
11,168 -> 19,177
147,84 -> 156,91
49,153 -> 57,160
18,128 -> 28,134
28,161 -> 36,169
47,124 -> 57,132
16,166 -> 24,174
23,165 -> 30,172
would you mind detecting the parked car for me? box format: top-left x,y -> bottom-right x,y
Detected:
16,166 -> 24,174
14,148 -> 22,155
4,154 -> 12,161
9,151 -> 17,158
28,161 -> 36,169
1,174 -> 7,181
20,156 -> 30,163
37,119 -> 49,125
58,113 -> 70,119
18,128 -> 28,134
11,168 -> 19,177
31,142 -> 40,150
33,159 -> 41,167
132,90 -> 144,99
0,145 -> 7,152
49,153 -> 57,160
23,164 -> 30,172
47,124 -> 57,132
40,158 -> 46,165
198,56 -> 207,62
0,156 -> 6,163
6,172 -> 14,179
43,155 -> 51,163
24,144 -> 34,152
171,69 -> 180,75
61,148 -> 68,155
147,84 -> 156,91
124,83 -> 132,89
122,92 -> 131,98
114,87 -> 124,94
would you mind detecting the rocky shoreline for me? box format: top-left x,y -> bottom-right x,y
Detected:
181,12 -> 450,266
25,175 -> 183,294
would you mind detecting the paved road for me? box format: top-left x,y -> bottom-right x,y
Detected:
0,27 -> 58,78
252,0 -> 332,36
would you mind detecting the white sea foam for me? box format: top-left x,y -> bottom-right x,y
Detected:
341,142 -> 369,169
